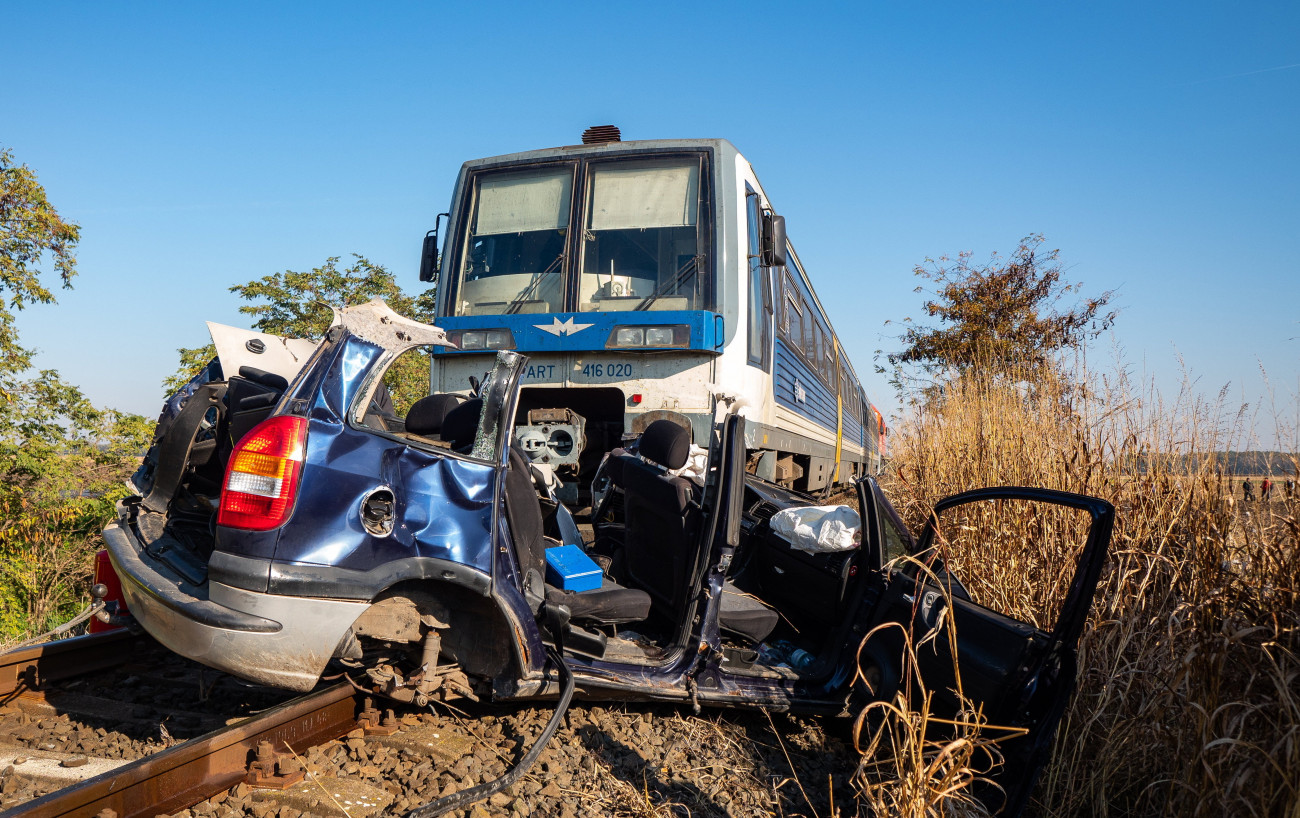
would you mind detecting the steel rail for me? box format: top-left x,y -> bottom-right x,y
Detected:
0,630 -> 145,703
6,682 -> 359,818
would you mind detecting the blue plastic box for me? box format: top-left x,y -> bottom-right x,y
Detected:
544,544 -> 603,592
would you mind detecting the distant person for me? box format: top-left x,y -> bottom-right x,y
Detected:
1261,478 -> 1273,502
1285,478 -> 1295,501
1242,478 -> 1254,502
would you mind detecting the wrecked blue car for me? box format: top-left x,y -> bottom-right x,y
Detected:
104,299 -> 1113,814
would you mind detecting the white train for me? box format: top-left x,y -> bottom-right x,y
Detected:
420,127 -> 883,502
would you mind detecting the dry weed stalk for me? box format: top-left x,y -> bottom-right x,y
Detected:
851,558 -> 1021,818
881,361 -> 1299,816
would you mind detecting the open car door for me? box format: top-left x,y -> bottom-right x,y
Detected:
861,484 -> 1114,816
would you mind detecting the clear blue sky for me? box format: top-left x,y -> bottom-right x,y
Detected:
5,2 -> 1298,447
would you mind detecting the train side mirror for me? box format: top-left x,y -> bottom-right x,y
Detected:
418,231 -> 439,282
762,213 -> 787,268
418,212 -> 450,283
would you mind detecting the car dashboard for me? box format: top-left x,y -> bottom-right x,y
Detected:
734,478 -> 865,634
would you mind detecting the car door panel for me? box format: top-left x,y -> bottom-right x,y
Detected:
874,576 -> 1046,715
858,483 -> 1114,815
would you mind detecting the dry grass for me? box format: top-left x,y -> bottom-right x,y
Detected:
861,362 -> 1299,816
851,559 -> 1014,818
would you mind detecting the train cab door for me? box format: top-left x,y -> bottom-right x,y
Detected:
743,185 -> 773,373
860,485 -> 1114,815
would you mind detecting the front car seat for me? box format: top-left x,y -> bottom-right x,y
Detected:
619,419 -> 778,642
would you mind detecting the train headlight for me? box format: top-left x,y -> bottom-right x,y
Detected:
485,330 -> 515,349
645,327 -> 674,347
606,325 -> 689,349
447,329 -> 515,350
613,327 -> 644,347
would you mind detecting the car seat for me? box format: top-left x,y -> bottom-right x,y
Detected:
619,420 -> 778,642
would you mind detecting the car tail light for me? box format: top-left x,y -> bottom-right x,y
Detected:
217,415 -> 308,531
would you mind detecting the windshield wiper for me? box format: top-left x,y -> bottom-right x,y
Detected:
504,254 -> 564,315
634,255 -> 700,311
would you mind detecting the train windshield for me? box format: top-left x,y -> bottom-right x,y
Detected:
454,166 -> 573,316
578,157 -> 703,313
450,156 -> 707,317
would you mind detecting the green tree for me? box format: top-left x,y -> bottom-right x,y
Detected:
0,147 -> 81,391
0,373 -> 152,642
884,234 -> 1116,388
168,254 -> 438,413
0,147 -> 150,642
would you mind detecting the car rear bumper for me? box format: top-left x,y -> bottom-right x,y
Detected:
103,521 -> 369,691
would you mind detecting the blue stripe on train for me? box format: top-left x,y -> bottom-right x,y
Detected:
432,310 -> 723,355
774,339 -> 866,450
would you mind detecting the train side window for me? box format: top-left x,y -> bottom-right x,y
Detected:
784,273 -> 802,341
802,303 -> 816,364
745,188 -> 771,369
811,325 -> 821,377
761,267 -> 772,345
780,276 -> 791,333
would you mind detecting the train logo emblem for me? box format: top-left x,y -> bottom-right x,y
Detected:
536,317 -> 595,337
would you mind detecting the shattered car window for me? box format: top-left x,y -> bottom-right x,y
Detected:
471,350 -> 524,462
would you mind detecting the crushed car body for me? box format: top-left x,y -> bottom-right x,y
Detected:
105,299 -> 1114,813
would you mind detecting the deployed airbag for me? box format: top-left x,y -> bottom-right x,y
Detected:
770,505 -> 861,554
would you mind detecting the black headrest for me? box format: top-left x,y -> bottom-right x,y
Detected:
405,394 -> 463,437
605,449 -> 630,487
237,366 -> 289,393
640,419 -> 691,470
441,398 -> 483,451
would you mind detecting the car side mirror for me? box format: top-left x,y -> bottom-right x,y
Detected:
762,213 -> 787,268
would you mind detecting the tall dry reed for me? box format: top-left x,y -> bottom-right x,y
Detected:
880,362 -> 1298,816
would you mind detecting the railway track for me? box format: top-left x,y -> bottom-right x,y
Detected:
10,682 -> 361,818
0,630 -> 141,703
1,632 -> 567,818
1,632 -> 372,818
2,630 -> 859,818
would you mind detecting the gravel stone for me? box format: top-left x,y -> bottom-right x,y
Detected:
5,647 -> 863,818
